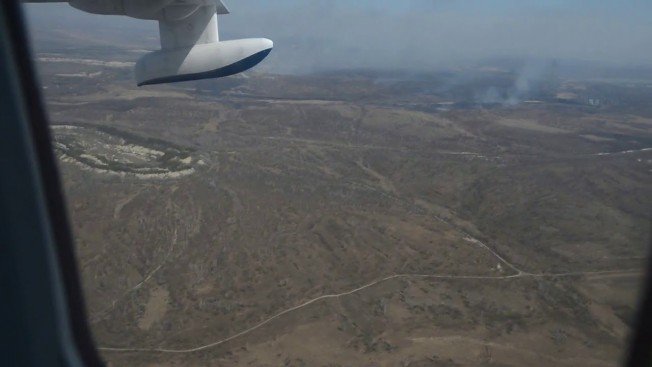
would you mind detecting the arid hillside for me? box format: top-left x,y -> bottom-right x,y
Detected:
35,50 -> 652,367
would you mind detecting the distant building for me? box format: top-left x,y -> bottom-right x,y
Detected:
555,92 -> 580,104
588,98 -> 601,106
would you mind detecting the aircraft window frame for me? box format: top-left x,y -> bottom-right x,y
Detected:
3,0 -> 652,366
1,1 -> 102,366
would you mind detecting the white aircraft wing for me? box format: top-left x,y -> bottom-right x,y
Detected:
136,0 -> 272,85
24,0 -> 272,85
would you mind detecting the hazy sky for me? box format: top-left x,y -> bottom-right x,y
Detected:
24,1 -> 652,73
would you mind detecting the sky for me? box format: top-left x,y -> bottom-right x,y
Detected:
23,0 -> 652,73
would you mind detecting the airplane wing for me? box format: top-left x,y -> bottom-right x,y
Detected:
136,1 -> 272,85
24,0 -> 272,85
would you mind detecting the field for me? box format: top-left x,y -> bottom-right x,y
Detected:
35,48 -> 652,366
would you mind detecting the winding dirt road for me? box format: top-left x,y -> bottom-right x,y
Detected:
98,268 -> 640,354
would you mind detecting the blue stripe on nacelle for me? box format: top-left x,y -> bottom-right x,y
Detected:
138,48 -> 272,86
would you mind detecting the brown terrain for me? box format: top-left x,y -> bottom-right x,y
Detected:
32,47 -> 652,366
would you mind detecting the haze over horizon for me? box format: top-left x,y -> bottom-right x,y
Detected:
24,1 -> 652,74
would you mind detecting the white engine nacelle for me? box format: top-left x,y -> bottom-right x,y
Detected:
136,38 -> 273,86
60,0 -> 272,85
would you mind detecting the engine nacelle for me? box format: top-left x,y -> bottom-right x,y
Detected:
135,38 -> 273,86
